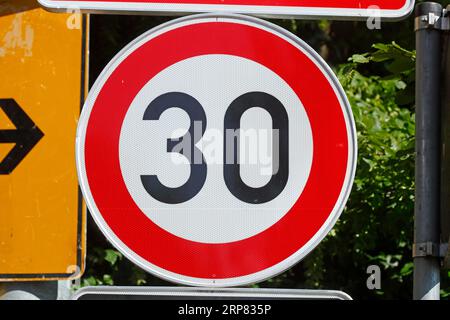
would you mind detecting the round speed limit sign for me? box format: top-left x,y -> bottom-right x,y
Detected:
77,14 -> 357,287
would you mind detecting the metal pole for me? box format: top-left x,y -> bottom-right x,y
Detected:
414,1 -> 443,300
441,5 -> 450,270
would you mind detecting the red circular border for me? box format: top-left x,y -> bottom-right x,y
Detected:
84,21 -> 349,279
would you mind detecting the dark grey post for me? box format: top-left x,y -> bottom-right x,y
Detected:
414,2 -> 443,300
441,5 -> 450,270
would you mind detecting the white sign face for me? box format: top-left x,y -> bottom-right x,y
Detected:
76,14 -> 357,287
119,54 -> 313,243
38,0 -> 415,20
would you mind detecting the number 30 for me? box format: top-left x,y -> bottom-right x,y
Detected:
140,91 -> 289,205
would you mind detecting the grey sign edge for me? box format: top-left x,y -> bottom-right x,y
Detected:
37,0 -> 415,21
71,286 -> 353,300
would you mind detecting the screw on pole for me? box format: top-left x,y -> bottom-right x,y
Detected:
414,1 -> 444,300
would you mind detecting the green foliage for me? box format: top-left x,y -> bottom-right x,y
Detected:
295,66 -> 415,299
348,42 -> 415,106
267,43 -> 449,299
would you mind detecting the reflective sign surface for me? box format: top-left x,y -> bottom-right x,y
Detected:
77,14 -> 356,287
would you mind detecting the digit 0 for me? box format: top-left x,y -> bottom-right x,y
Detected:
224,92 -> 289,204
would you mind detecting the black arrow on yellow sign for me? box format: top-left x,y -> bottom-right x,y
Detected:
0,98 -> 44,174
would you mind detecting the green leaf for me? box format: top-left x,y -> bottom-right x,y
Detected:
102,274 -> 114,285
104,249 -> 122,266
399,262 -> 413,276
350,54 -> 370,64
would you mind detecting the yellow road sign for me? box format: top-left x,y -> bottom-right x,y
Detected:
0,1 -> 87,280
